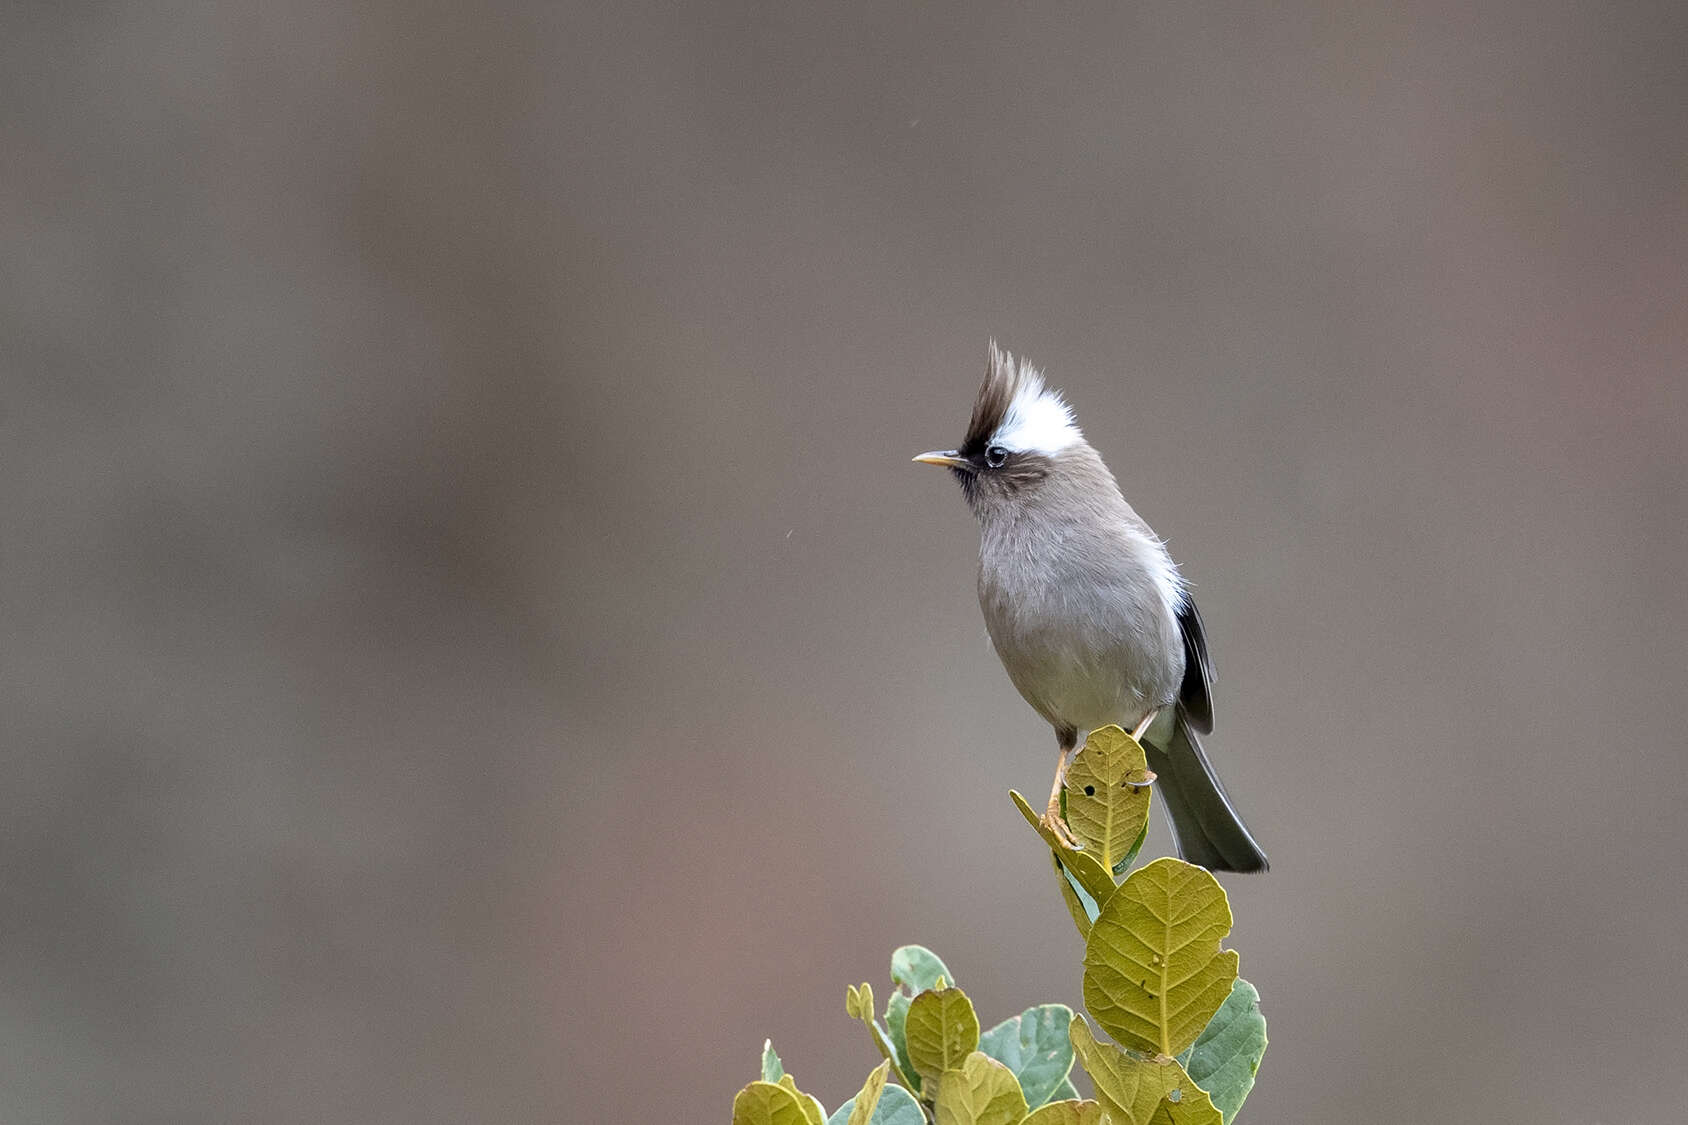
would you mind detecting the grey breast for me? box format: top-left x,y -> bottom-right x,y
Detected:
976,498 -> 1184,736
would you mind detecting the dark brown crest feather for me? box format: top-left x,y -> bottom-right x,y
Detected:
961,342 -> 1032,455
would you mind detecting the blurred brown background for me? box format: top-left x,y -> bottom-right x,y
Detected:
5,2 -> 1686,1122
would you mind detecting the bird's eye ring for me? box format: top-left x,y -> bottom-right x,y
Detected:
984,445 -> 1009,468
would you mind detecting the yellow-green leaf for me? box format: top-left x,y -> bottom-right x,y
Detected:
905,986 -> 981,1082
1021,1098 -> 1107,1125
778,1075 -> 826,1125
846,1061 -> 890,1125
885,947 -> 950,1098
1143,1091 -> 1222,1125
848,982 -> 916,1091
1051,852 -> 1096,938
826,1083 -> 923,1125
1069,1014 -> 1219,1125
933,1052 -> 1028,1125
1010,790 -> 1118,908
1175,978 -> 1266,1124
1082,858 -> 1239,1057
1063,726 -> 1154,874
733,1081 -> 815,1125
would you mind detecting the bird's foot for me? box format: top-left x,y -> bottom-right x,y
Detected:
1041,798 -> 1082,849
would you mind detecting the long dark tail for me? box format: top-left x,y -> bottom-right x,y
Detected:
1142,710 -> 1269,873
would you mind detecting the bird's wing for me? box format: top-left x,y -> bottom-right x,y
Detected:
1176,596 -> 1216,734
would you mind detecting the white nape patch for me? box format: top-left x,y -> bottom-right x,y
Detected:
991,366 -> 1082,456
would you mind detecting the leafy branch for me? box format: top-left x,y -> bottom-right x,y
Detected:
732,726 -> 1268,1125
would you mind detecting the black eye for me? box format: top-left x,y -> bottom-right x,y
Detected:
984,445 -> 1009,468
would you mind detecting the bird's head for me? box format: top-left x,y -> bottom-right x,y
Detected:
913,342 -> 1087,516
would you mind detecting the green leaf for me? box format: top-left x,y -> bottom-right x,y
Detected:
1082,858 -> 1239,1058
825,1083 -> 924,1125
1113,819 -> 1151,881
978,1004 -> 1075,1108
1069,1014 -> 1219,1125
1051,853 -> 1098,938
905,986 -> 981,1083
762,1039 -> 785,1083
1175,979 -> 1266,1124
835,1061 -> 889,1125
1144,1091 -> 1222,1125
848,982 -> 916,1092
1021,1100 -> 1106,1125
890,946 -> 953,994
885,989 -> 920,1096
933,1052 -> 1028,1125
733,1081 -> 815,1125
1063,726 -> 1154,876
1011,791 -> 1118,908
777,1075 -> 826,1125
881,946 -> 951,1097
847,983 -> 872,1022
1049,1076 -> 1080,1102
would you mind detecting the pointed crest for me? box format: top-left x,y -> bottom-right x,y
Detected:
962,341 -> 1081,456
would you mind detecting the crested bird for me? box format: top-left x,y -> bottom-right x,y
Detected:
914,343 -> 1268,873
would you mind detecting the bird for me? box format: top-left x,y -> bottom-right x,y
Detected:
913,343 -> 1268,873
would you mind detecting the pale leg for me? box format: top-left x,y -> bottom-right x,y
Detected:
1040,745 -> 1081,848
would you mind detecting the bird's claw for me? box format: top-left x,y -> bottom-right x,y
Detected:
1040,805 -> 1082,850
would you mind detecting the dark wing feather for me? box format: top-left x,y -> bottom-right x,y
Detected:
1176,596 -> 1216,734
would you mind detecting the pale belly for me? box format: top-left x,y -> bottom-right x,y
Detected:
982,610 -> 1177,736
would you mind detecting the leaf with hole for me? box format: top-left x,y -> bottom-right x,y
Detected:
1064,726 -> 1154,876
